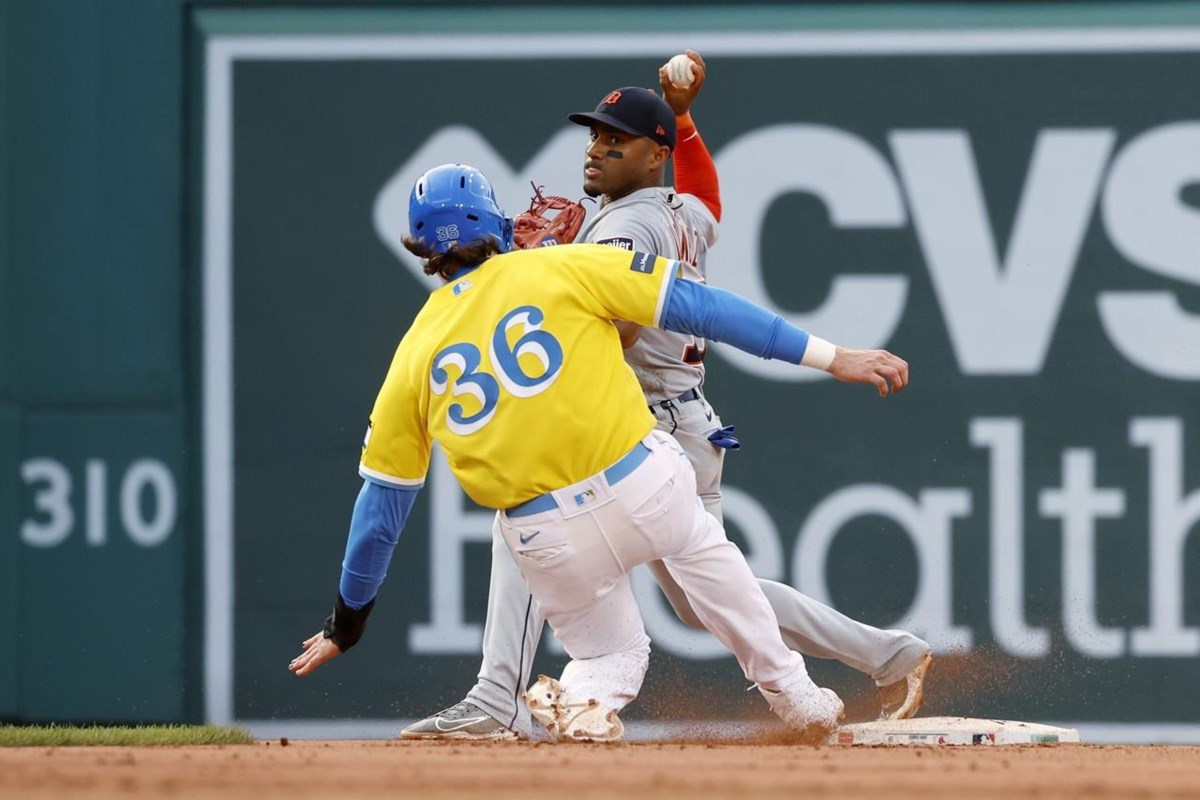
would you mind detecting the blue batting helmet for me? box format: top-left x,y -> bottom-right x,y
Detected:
408,164 -> 514,256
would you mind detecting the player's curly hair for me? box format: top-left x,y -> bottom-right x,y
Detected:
402,236 -> 503,281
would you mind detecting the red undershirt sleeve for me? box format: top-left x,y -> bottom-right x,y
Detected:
672,112 -> 722,222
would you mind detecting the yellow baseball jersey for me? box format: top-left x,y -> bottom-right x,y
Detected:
360,244 -> 680,509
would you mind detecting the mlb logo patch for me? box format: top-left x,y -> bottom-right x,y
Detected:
573,488 -> 597,506
452,279 -> 472,295
597,236 -> 634,251
629,251 -> 654,274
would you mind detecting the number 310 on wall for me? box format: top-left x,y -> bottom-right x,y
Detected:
19,458 -> 177,548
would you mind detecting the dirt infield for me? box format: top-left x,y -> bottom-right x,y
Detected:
3,740 -> 1199,800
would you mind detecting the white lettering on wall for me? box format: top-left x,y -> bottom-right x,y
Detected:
1099,123 -> 1200,380
971,419 -> 1051,658
892,129 -> 1114,374
1039,449 -> 1127,658
19,458 -> 177,548
1130,418 -> 1200,656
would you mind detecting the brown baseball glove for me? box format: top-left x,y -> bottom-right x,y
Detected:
512,183 -> 592,249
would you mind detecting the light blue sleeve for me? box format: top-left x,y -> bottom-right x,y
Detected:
661,279 -> 811,363
338,479 -> 420,609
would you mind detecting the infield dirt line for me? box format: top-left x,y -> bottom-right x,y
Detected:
2,741 -> 1199,800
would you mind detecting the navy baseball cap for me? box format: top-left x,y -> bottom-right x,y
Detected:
568,87 -> 676,150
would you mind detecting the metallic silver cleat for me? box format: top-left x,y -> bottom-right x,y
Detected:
399,700 -> 519,741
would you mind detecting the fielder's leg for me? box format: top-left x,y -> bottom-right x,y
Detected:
759,586 -> 934,722
464,516 -> 545,733
650,395 -> 725,522
650,395 -> 933,716
636,433 -> 842,737
756,580 -> 930,687
401,515 -> 544,740
644,392 -> 729,628
651,566 -> 930,685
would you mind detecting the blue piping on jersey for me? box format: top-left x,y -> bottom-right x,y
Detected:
661,279 -> 811,364
339,479 -> 420,609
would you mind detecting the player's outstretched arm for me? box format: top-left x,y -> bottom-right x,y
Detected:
290,480 -> 420,676
660,279 -> 909,396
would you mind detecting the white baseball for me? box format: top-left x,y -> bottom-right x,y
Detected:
666,54 -> 696,89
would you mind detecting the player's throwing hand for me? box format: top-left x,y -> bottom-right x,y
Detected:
827,348 -> 910,397
658,49 -> 706,116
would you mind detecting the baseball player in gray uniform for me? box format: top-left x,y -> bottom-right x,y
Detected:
402,53 -> 932,741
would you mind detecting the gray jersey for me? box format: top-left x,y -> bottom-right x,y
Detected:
577,186 -> 718,404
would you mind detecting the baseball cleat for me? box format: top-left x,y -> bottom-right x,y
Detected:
525,674 -> 565,735
560,702 -> 624,743
879,652 -> 934,721
399,700 -> 519,741
760,682 -> 844,744
524,674 -> 624,743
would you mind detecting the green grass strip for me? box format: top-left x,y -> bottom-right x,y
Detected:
0,724 -> 255,747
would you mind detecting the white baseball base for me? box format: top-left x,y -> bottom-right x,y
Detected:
831,716 -> 1082,746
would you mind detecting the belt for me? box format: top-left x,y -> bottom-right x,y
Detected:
651,387 -> 701,409
506,442 -> 651,518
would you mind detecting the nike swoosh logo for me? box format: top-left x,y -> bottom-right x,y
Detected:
519,531 -> 541,545
433,715 -> 490,732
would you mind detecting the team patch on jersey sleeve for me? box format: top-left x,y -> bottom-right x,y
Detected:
596,235 -> 635,252
629,251 -> 655,274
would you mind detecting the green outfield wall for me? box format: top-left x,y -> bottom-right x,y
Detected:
2,1 -> 1199,739
1,0 -> 191,723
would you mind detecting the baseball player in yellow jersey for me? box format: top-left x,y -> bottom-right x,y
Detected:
289,162 -> 910,742
403,54 -> 930,742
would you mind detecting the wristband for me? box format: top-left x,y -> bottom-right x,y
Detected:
323,594 -> 376,652
800,336 -> 837,370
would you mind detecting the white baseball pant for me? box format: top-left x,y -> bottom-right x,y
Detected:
495,430 -> 818,713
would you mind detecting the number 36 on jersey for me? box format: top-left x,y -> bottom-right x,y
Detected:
429,305 -> 563,435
